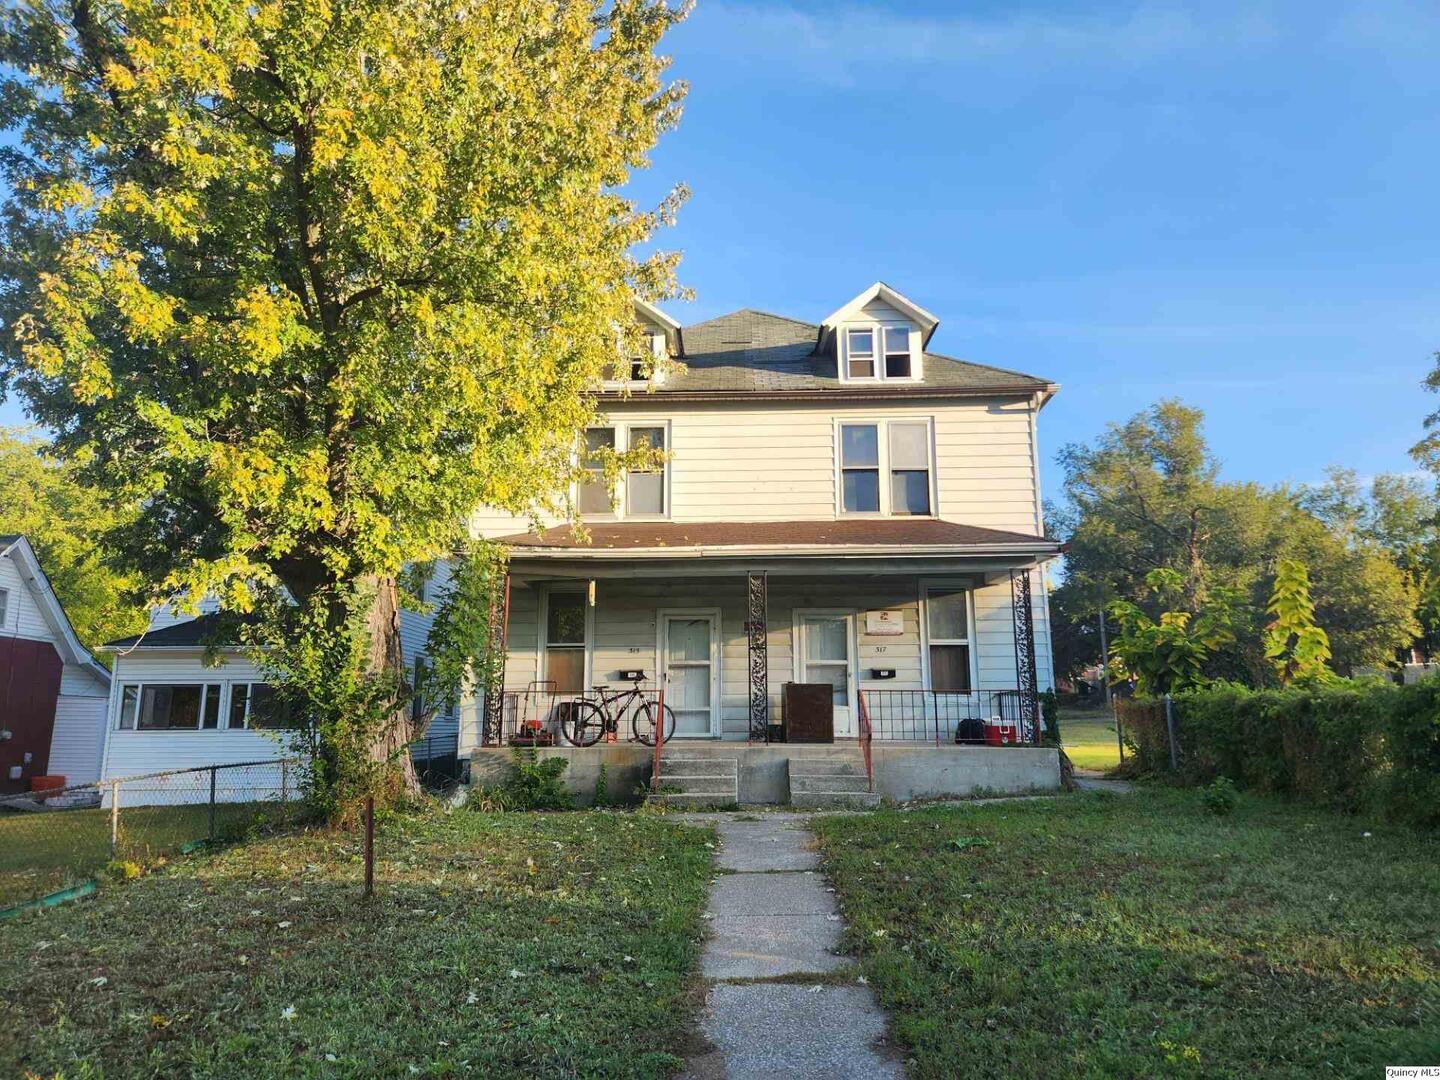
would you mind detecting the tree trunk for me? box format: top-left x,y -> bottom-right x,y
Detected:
363,575 -> 420,798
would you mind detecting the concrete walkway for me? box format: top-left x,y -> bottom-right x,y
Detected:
681,814 -> 904,1080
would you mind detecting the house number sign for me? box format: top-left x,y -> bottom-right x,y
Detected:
864,610 -> 904,636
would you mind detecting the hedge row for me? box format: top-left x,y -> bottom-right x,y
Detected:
1116,680 -> 1440,827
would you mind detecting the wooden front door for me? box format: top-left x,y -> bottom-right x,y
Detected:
0,637 -> 64,793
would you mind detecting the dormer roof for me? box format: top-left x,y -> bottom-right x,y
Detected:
634,297 -> 682,355
821,282 -> 940,348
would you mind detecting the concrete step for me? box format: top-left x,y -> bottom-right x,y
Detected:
647,791 -> 741,810
658,774 -> 739,796
659,756 -> 738,777
789,773 -> 871,794
788,761 -> 867,778
790,790 -> 883,810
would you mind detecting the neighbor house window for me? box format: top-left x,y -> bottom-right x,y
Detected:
0,587 -> 8,628
839,419 -> 934,516
117,683 -> 223,730
578,427 -> 616,515
846,328 -> 875,378
543,590 -> 587,694
626,426 -> 666,516
228,682 -> 295,730
883,326 -> 912,378
925,587 -> 972,692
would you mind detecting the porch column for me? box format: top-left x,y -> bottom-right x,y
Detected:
746,571 -> 769,741
1010,568 -> 1041,742
480,572 -> 511,747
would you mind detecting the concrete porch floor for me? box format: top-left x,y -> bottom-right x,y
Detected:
468,741 -> 1061,806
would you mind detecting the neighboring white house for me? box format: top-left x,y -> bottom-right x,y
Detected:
0,535 -> 112,792
462,283 -> 1062,748
96,567 -> 455,799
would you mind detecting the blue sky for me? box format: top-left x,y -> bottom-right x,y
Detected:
5,0 -> 1440,501
623,0 -> 1440,496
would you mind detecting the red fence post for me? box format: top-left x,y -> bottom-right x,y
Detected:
651,685 -> 666,792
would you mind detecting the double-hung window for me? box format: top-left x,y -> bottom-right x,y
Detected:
543,590 -> 588,694
626,426 -> 666,516
924,586 -> 972,692
842,324 -> 916,382
838,420 -> 934,516
578,427 -> 616,515
577,422 -> 668,519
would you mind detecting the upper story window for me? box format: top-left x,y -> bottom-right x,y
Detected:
837,419 -> 934,516
0,587 -> 8,628
840,323 -> 918,383
576,421 -> 670,519
603,331 -> 665,386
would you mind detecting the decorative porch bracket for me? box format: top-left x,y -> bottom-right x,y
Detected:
746,571 -> 770,741
1010,568 -> 1041,743
480,573 -> 511,747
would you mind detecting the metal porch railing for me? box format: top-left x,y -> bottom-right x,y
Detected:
858,689 -> 1040,747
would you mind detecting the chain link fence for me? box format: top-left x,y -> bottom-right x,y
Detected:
0,759 -> 304,913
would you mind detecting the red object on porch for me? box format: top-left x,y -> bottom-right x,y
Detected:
30,775 -> 66,792
984,720 -> 1019,747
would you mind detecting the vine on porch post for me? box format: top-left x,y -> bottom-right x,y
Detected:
746,571 -> 770,742
1010,568 -> 1041,743
481,573 -> 511,746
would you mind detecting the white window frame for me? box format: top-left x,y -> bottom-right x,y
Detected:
919,581 -> 980,693
115,681 -> 226,732
574,418 -> 672,521
602,330 -> 667,388
0,586 -> 8,631
839,321 -> 921,384
834,417 -> 938,518
538,584 -> 594,694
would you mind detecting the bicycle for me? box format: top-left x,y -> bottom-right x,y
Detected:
559,672 -> 678,747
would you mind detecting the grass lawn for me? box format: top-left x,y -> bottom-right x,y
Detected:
1061,705 -> 1123,773
813,788 -> 1440,1079
0,800 -> 285,907
1,808 -> 715,1078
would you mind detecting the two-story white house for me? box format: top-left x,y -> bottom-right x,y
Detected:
463,283 -> 1062,803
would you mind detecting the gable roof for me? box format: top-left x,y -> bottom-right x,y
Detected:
612,309 -> 1052,400
0,535 -> 111,684
100,611 -> 247,651
822,282 -> 940,347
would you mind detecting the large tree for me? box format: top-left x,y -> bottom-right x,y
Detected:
0,0 -> 688,810
1052,401 -> 1417,683
0,426 -> 148,653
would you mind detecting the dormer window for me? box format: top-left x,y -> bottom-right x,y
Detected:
604,331 -> 666,386
846,328 -> 875,378
840,323 -> 917,382
883,326 -> 912,378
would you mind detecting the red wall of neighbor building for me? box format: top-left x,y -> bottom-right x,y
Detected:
0,637 -> 64,794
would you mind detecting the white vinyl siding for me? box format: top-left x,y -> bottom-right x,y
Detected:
469,397 -> 1043,536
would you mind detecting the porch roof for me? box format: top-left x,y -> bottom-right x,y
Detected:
497,519 -> 1061,561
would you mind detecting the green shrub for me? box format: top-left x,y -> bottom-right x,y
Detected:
1200,776 -> 1237,816
466,748 -> 573,812
593,761 -> 609,807
1040,689 -> 1061,748
1121,679 -> 1439,826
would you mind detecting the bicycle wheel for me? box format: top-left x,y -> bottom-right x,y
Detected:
561,700 -> 607,747
632,699 -> 678,746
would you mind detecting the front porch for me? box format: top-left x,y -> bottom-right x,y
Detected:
461,528 -> 1061,800
468,740 -> 1062,806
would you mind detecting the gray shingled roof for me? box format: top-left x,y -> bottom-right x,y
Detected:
102,612 -> 252,650
617,310 -> 1051,397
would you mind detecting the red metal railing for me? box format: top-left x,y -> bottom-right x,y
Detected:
650,685 -> 666,793
856,690 -> 874,792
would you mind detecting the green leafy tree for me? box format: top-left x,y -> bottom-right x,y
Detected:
1107,569 -> 1239,696
1262,559 -> 1332,684
0,427 -> 148,655
0,0 -> 688,812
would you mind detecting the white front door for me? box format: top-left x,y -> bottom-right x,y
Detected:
797,611 -> 857,737
660,612 -> 719,737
